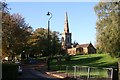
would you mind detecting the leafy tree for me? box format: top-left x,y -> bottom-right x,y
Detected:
50,31 -> 61,56
0,1 -> 11,57
1,1 -> 62,60
1,2 -> 32,59
28,28 -> 62,57
94,1 -> 120,57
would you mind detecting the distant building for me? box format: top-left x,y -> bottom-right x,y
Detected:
61,12 -> 72,49
78,43 -> 96,54
61,12 -> 96,55
67,43 -> 96,55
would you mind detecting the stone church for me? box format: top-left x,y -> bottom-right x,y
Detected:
61,12 -> 96,55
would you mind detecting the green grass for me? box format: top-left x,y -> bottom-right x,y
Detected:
50,54 -> 118,78
50,53 -> 118,68
57,67 -> 110,78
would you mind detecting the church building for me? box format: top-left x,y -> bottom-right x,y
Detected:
61,12 -> 96,55
61,12 -> 72,49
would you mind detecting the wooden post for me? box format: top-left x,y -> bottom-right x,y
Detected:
74,66 -> 77,78
88,67 -> 90,78
111,68 -> 113,79
66,66 -> 68,77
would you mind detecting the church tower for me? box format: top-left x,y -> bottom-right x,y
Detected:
62,12 -> 72,49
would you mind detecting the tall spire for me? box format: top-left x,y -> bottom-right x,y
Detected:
64,12 -> 69,33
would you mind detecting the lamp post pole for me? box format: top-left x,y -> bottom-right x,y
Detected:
46,11 -> 52,71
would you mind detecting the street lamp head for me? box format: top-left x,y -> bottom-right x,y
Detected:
47,12 -> 50,16
47,11 -> 52,21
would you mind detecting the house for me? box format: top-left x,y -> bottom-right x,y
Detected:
78,43 -> 96,54
67,46 -> 83,55
61,12 -> 96,55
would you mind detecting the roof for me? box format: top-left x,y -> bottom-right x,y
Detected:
64,12 -> 69,33
77,43 -> 90,48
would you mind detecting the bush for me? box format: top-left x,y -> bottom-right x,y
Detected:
64,54 -> 72,61
114,52 -> 120,58
60,77 -> 77,80
96,49 -> 103,54
2,63 -> 18,80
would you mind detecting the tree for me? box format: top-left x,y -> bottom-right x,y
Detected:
1,1 -> 11,57
94,1 -> 120,57
50,31 -> 61,56
27,28 -> 48,57
28,28 -> 62,57
1,2 -> 32,59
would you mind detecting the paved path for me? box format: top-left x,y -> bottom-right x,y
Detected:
18,64 -> 60,80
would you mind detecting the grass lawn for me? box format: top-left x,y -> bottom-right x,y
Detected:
49,54 -> 118,78
50,53 -> 118,68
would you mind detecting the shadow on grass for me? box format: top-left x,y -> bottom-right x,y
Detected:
62,56 -> 103,66
97,62 -> 118,68
50,55 -> 117,70
50,56 -> 102,71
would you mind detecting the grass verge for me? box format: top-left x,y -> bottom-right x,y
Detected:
50,54 -> 118,78
50,54 -> 118,68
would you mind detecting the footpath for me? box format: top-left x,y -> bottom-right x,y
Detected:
33,63 -> 66,79
19,63 -> 60,80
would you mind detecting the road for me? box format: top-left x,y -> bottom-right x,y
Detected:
18,64 -> 60,80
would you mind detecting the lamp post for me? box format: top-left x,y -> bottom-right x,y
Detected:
46,11 -> 52,71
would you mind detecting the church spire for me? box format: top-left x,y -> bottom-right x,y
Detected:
62,12 -> 72,49
64,12 -> 69,33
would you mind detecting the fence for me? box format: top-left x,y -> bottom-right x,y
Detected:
59,66 -> 113,80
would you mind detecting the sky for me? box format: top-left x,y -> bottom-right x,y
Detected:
8,2 -> 98,45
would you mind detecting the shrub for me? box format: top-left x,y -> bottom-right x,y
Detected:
64,54 -> 72,61
60,77 -> 77,80
2,63 -> 18,80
